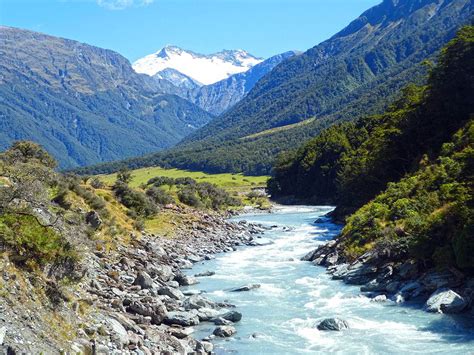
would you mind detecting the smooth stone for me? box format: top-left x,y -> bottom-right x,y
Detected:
183,294 -> 217,310
316,318 -> 349,331
213,317 -> 233,325
175,274 -> 199,286
424,288 -> 467,314
371,295 -> 387,302
220,310 -> 242,322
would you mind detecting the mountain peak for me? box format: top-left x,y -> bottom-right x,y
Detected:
133,46 -> 263,85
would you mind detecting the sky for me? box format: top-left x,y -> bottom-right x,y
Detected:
0,0 -> 381,62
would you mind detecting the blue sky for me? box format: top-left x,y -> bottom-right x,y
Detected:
1,0 -> 381,61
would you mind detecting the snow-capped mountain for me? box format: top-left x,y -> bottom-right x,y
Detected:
133,45 -> 263,85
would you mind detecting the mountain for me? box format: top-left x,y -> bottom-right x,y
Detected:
192,51 -> 299,115
87,0 -> 472,176
154,68 -> 202,90
133,45 -> 263,85
0,26 -> 214,169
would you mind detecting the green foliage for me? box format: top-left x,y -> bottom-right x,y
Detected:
113,181 -> 157,218
146,186 -> 174,206
274,27 -> 474,271
0,214 -> 74,267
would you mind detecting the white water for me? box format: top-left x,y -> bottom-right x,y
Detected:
184,206 -> 474,354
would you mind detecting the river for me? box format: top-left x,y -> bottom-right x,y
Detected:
184,205 -> 474,354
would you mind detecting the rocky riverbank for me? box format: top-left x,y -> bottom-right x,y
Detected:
303,238 -> 474,316
0,209 -> 267,354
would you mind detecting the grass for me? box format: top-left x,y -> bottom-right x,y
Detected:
99,166 -> 268,195
240,117 -> 316,140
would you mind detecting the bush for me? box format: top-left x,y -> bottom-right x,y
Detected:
113,181 -> 157,217
146,186 -> 174,205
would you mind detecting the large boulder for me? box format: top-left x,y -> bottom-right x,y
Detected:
213,325 -> 236,337
316,318 -> 349,331
134,271 -> 154,289
164,311 -> 200,327
424,288 -> 467,314
148,264 -> 174,282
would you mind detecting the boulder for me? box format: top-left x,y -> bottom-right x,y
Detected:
175,274 -> 199,286
316,318 -> 349,331
213,317 -> 233,325
148,264 -> 174,282
105,318 -> 129,347
127,300 -> 167,325
213,325 -> 236,337
85,211 -> 102,229
164,311 -> 200,327
183,294 -> 217,310
229,284 -> 261,292
220,310 -> 242,322
134,271 -> 154,289
424,288 -> 467,314
158,286 -> 184,301
197,307 -> 221,321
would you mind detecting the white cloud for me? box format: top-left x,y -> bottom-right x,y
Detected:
97,0 -> 154,10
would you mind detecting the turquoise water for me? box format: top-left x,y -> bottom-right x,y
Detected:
184,206 -> 474,354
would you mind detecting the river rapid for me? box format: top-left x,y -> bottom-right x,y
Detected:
184,205 -> 474,354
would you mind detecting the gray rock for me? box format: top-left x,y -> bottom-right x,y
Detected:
169,327 -> 194,339
398,260 -> 418,280
213,317 -> 233,325
127,300 -> 167,325
195,271 -> 215,277
424,288 -> 467,314
361,280 -> 386,292
85,210 -> 102,229
197,307 -> 221,321
158,286 -> 184,300
183,294 -> 217,310
229,284 -> 261,292
149,264 -> 174,282
175,274 -> 199,286
164,311 -> 200,326
221,310 -> 242,322
386,281 -> 401,294
197,341 -> 213,353
316,318 -> 349,331
134,271 -> 154,289
213,325 -> 236,337
421,270 -> 460,291
0,327 -> 6,345
105,318 -> 129,347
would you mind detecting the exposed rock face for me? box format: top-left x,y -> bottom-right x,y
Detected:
85,210 -> 102,229
164,311 -> 200,327
316,318 -> 349,331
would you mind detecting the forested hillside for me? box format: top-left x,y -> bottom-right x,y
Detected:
270,26 -> 474,269
0,27 -> 214,169
78,0 -> 473,176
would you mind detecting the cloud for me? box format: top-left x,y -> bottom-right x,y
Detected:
97,0 -> 154,10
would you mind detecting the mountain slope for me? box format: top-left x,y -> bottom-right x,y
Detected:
0,26 -> 214,169
292,26 -> 474,273
192,51 -> 299,115
97,0 -> 471,176
133,45 -> 262,85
